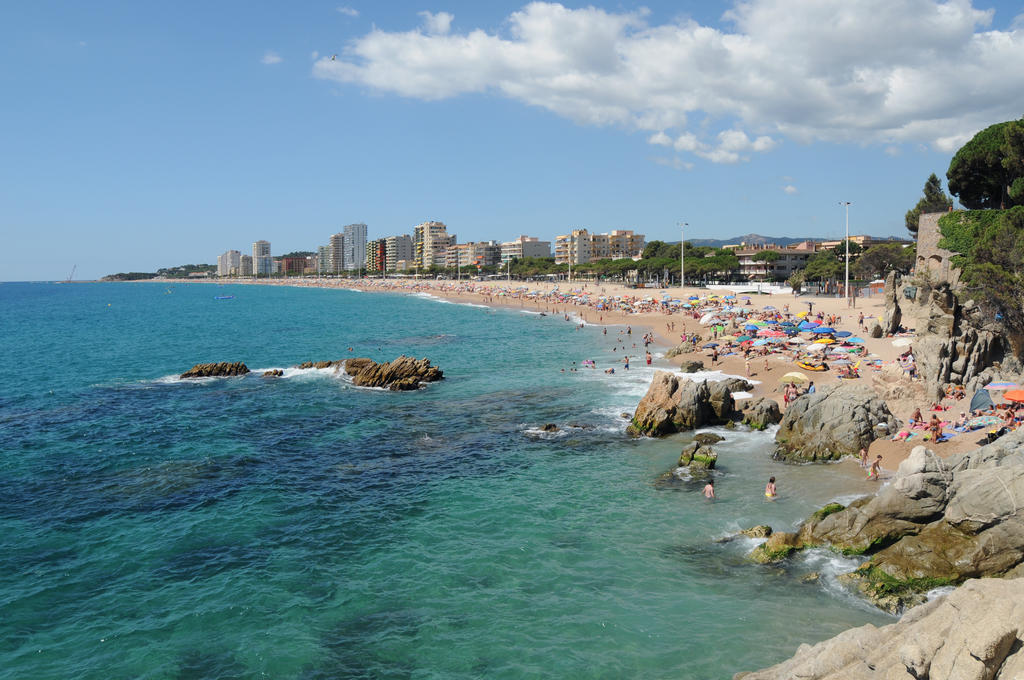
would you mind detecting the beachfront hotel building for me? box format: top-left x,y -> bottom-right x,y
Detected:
445,241 -> 502,269
500,236 -> 551,263
385,235 -> 413,271
316,245 -> 330,274
252,240 -> 272,277
329,232 -> 346,273
366,239 -> 386,273
413,221 -> 455,269
217,250 -> 241,277
240,255 -> 253,276
343,223 -> 367,272
733,242 -> 819,280
554,229 -> 645,264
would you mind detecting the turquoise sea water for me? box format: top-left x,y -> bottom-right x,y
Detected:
0,282 -> 890,679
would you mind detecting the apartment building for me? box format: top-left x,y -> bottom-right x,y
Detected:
445,241 -> 501,268
343,223 -> 367,271
239,255 -> 253,276
500,235 -> 551,263
329,232 -> 345,273
217,250 -> 241,277
554,229 -> 645,264
413,221 -> 455,268
252,240 -> 272,276
733,242 -> 820,280
366,239 -> 386,273
385,235 -> 413,271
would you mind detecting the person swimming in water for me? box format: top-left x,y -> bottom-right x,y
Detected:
764,476 -> 777,499
703,479 -> 715,499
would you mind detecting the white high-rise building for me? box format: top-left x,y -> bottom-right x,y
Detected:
252,240 -> 272,276
329,233 -> 345,274
413,221 -> 455,269
217,250 -> 241,276
317,245 -> 330,274
343,223 -> 367,272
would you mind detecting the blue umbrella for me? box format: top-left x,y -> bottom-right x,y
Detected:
764,305 -> 777,311
702,342 -> 719,348
812,327 -> 836,333
846,337 -> 865,343
834,330 -> 852,337
744,324 -> 759,331
689,296 -> 699,300
753,339 -> 768,346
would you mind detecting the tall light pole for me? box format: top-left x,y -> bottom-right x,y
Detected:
840,201 -> 851,306
678,221 -> 688,289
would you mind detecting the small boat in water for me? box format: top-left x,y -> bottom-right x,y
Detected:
214,295 -> 235,300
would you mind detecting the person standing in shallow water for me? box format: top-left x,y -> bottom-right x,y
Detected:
703,479 -> 715,499
764,477 -> 777,499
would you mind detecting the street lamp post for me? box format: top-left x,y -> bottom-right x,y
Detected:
840,201 -> 851,307
678,221 -> 688,289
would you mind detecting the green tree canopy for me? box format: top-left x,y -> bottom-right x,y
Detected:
905,173 -> 953,235
947,118 -> 1024,210
854,243 -> 915,279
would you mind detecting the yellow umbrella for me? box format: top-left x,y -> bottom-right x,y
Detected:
814,338 -> 835,344
781,371 -> 809,383
720,334 -> 737,342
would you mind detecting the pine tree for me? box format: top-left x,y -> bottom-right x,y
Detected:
905,173 -> 953,236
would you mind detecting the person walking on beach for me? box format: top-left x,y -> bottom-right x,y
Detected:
712,347 -> 719,365
859,447 -> 869,468
764,477 -> 777,499
867,455 -> 883,480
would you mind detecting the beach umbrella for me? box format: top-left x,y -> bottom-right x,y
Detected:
811,327 -> 836,334
970,390 -> 995,413
983,382 -> 1020,390
702,342 -> 719,348
736,335 -> 752,342
796,311 -> 808,318
846,337 -> 865,343
797,321 -> 818,330
805,343 -> 827,352
834,330 -> 852,337
689,295 -> 699,300
787,337 -> 807,344
781,372 -> 809,383
744,324 -> 760,331
814,338 -> 836,344
720,334 -> 738,342
764,305 -> 777,311
753,339 -> 768,346
1004,390 -> 1024,403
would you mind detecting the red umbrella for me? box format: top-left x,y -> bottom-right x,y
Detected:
1004,390 -> 1024,403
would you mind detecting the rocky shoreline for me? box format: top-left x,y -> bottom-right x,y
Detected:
180,355 -> 443,390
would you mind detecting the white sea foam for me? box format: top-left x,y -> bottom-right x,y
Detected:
731,391 -> 754,400
798,549 -> 886,615
925,585 -> 956,601
674,370 -> 763,385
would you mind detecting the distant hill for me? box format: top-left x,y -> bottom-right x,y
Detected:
685,233 -> 816,248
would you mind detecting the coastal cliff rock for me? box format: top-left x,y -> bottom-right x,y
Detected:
343,355 -> 443,391
677,359 -> 705,373
741,398 -> 781,430
627,372 -> 736,437
734,578 -> 1024,680
180,362 -> 250,378
884,274 -> 1023,400
296,359 -> 346,369
755,431 -> 1024,612
773,383 -> 898,462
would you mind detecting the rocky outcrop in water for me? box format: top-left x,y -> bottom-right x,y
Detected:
734,578 -> 1024,680
180,362 -> 250,378
740,398 -> 781,430
295,360 -> 346,369
262,369 -> 283,377
751,431 -> 1024,612
627,372 -> 736,437
678,442 -> 717,469
342,355 -> 444,391
773,383 -> 898,462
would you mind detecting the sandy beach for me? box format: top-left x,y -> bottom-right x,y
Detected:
204,274 -> 988,478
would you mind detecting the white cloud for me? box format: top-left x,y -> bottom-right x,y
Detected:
261,51 -> 283,65
783,184 -> 798,194
652,156 -> 694,171
884,145 -> 901,156
337,6 -> 359,17
419,11 -> 454,35
648,131 -> 673,147
313,1 -> 1024,159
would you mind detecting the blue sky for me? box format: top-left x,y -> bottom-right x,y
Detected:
3,0 -> 1024,281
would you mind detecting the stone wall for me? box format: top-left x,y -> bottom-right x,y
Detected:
915,211 -> 959,285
